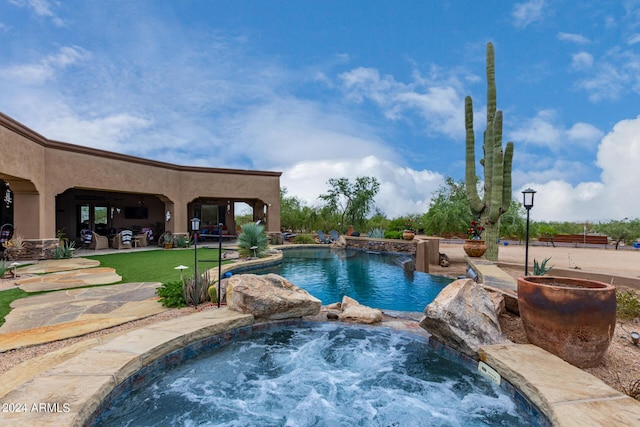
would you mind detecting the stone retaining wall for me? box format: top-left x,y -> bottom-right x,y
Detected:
5,238 -> 59,260
344,236 -> 417,254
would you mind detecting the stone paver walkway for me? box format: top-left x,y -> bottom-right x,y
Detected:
15,258 -> 100,274
16,267 -> 122,292
0,282 -> 166,351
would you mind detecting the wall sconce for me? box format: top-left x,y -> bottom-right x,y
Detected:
227,200 -> 231,214
165,210 -> 171,222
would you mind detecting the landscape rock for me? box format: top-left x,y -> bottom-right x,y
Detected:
331,236 -> 347,248
226,273 -> 321,320
420,278 -> 511,358
339,296 -> 383,324
222,250 -> 240,260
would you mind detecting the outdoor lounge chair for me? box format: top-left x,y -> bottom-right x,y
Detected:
317,230 -> 332,244
330,230 -> 339,242
89,231 -> 109,250
80,229 -> 93,248
113,230 -> 133,249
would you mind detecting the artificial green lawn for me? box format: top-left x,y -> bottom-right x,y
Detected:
85,248 -> 226,283
0,248 -> 227,326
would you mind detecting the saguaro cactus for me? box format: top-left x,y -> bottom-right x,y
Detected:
465,42 -> 514,261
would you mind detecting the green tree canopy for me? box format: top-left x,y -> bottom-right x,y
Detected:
421,177 -> 473,236
319,177 -> 380,232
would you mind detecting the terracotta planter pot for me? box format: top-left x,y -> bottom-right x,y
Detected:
517,276 -> 616,368
402,231 -> 415,241
463,239 -> 486,257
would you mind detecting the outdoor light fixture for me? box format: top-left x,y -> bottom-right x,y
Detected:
217,222 -> 223,308
191,217 -> 201,309
522,188 -> 536,276
174,265 -> 189,282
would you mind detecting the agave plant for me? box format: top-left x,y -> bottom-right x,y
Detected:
237,222 -> 268,258
368,228 -> 385,239
533,257 -> 553,276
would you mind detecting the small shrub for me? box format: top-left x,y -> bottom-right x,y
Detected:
533,257 -> 553,276
237,223 -> 268,257
53,240 -> 76,259
156,280 -> 186,308
293,234 -> 315,244
384,230 -> 402,240
368,228 -> 385,239
617,290 -> 640,320
175,235 -> 190,248
0,260 -> 7,278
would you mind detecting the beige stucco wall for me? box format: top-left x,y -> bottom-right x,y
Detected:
0,113 -> 281,239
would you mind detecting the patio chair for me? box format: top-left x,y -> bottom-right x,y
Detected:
317,230 -> 331,244
80,229 -> 93,248
1,223 -> 14,247
329,230 -> 339,242
113,230 -> 133,249
89,232 -> 109,250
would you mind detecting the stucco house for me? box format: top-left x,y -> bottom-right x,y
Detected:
0,112 -> 281,258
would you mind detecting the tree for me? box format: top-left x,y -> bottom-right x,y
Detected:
499,200 -> 526,241
318,177 -> 380,232
594,218 -> 640,250
421,177 -> 473,237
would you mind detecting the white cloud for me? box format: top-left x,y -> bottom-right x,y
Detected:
628,34 -> 640,45
571,52 -> 594,70
8,0 -> 65,26
338,67 -> 465,139
282,155 -> 444,218
516,116 -> 640,222
512,0 -> 546,28
510,110 -> 603,151
558,32 -> 590,44
0,46 -> 88,84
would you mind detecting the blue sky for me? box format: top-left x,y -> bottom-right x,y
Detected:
1,0 -> 639,222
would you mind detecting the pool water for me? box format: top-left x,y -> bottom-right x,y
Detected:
94,323 -> 531,426
251,248 -> 452,312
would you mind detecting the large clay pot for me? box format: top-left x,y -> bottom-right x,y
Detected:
463,239 -> 486,257
517,276 -> 616,368
402,231 -> 415,241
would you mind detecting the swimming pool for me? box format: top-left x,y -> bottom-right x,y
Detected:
248,248 -> 453,312
92,322 -> 540,426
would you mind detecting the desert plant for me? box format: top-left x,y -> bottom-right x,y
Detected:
156,280 -> 187,308
53,240 -> 76,259
293,234 -> 315,244
617,290 -> 640,320
0,260 -> 7,278
183,268 -> 212,306
175,234 -> 190,248
465,42 -> 514,261
368,228 -> 385,239
533,257 -> 553,276
6,235 -> 25,249
208,285 -> 218,304
237,222 -> 268,257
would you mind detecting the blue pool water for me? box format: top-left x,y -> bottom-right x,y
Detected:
94,323 -> 533,426
250,248 -> 453,312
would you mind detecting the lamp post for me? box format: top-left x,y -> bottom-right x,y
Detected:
217,222 -> 223,308
191,217 -> 200,308
522,188 -> 536,276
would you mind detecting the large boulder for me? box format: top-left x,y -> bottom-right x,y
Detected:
226,273 -> 321,320
339,296 -> 383,324
419,279 -> 511,358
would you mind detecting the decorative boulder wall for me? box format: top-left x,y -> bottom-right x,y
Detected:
517,276 -> 616,368
420,279 -> 511,359
226,273 -> 322,320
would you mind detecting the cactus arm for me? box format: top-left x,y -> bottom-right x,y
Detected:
501,141 -> 514,214
488,111 -> 504,223
465,96 -> 484,215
